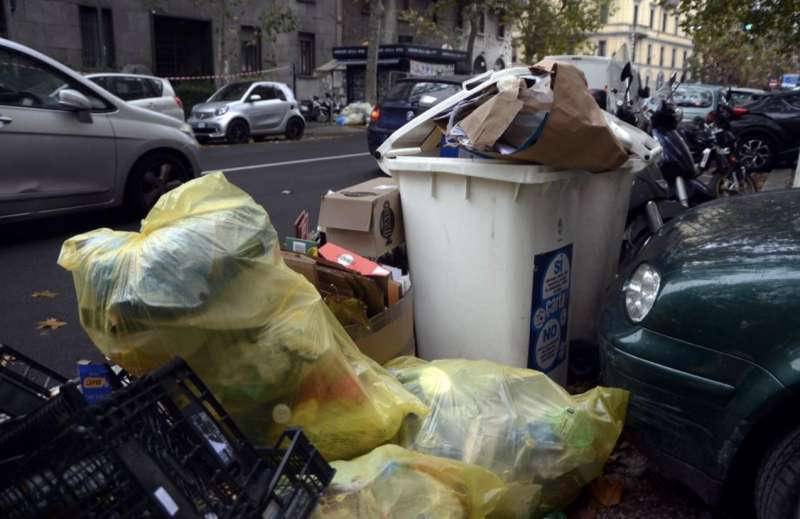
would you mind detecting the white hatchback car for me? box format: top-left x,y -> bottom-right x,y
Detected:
87,73 -> 185,121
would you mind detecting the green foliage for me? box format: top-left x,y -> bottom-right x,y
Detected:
513,0 -> 614,62
173,80 -> 217,116
258,0 -> 298,43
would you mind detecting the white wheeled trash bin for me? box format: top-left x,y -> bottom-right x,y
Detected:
376,68 -> 656,385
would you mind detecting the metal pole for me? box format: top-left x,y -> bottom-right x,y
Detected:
292,63 -> 297,95
792,148 -> 800,188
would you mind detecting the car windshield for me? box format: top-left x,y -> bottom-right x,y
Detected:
731,91 -> 764,106
383,81 -> 460,104
209,82 -> 251,102
673,87 -> 714,108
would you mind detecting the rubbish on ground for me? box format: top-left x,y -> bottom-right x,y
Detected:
313,444 -> 506,519
319,177 -> 405,259
0,357 -> 335,519
589,475 -> 623,507
318,242 -> 391,277
342,287 -> 415,365
335,102 -> 373,126
284,236 -> 318,255
442,61 -> 627,172
386,357 -> 629,517
76,360 -> 113,405
31,290 -> 58,299
58,173 -> 427,461
294,209 -> 311,240
35,317 -> 66,331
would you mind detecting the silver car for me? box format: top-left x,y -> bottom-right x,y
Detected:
0,38 -> 200,221
188,81 -> 305,144
87,73 -> 185,121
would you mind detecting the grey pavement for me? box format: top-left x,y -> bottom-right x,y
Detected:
761,168 -> 794,191
0,131 -> 378,376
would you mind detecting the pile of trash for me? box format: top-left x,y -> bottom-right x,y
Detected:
335,101 -> 373,126
51,174 -> 630,518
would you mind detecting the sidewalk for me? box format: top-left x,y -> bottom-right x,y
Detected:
761,168 -> 794,191
305,122 -> 366,138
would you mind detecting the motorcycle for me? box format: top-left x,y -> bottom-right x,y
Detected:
678,91 -> 756,197
619,66 -> 714,266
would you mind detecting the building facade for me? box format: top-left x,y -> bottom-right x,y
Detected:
1,0 -> 511,103
586,0 -> 693,89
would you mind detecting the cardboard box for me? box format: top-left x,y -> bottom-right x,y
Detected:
319,178 -> 405,258
344,288 -> 416,365
280,251 -> 319,286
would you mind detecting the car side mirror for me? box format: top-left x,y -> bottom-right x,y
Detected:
249,94 -> 262,102
620,62 -> 632,82
638,86 -> 650,99
58,89 -> 92,122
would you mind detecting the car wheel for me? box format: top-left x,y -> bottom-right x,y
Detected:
226,119 -> 250,145
710,171 -> 757,197
755,424 -> 800,519
738,134 -> 775,172
285,117 -> 305,140
126,152 -> 189,217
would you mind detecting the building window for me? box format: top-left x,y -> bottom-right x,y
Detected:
296,0 -> 314,3
671,48 -> 676,67
298,32 -> 315,76
648,7 -> 654,28
646,44 -> 652,64
597,40 -> 607,57
398,34 -> 413,44
661,11 -> 667,32
153,15 -> 213,79
674,14 -> 679,34
659,46 -> 664,66
496,9 -> 506,39
682,50 -> 688,68
479,10 -> 485,34
633,4 -> 639,25
456,0 -> 464,30
240,26 -> 262,73
79,5 -> 115,69
600,4 -> 609,23
494,58 -> 505,71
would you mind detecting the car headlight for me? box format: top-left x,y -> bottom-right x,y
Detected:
624,263 -> 661,322
215,105 -> 229,116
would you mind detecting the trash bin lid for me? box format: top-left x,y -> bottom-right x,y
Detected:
376,65 -> 659,175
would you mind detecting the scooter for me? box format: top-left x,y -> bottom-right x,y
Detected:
619,67 -> 714,266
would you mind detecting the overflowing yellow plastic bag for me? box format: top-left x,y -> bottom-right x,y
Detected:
57,173 -> 427,460
385,357 -> 629,517
313,444 -> 507,519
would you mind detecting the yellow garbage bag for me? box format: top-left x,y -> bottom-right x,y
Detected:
313,444 -> 507,519
385,357 -> 629,518
57,173 -> 427,461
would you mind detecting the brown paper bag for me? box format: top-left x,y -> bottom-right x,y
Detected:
456,61 -> 628,172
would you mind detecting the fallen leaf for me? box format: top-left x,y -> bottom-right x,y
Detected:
32,290 -> 58,299
590,475 -> 623,507
36,318 -> 67,331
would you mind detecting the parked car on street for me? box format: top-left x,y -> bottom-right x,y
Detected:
0,37 -> 200,222
187,81 -> 304,144
729,87 -> 766,107
87,73 -> 185,121
730,90 -> 800,171
367,75 -> 466,155
600,189 -> 800,519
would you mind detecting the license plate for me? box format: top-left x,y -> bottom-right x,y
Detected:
197,122 -> 206,129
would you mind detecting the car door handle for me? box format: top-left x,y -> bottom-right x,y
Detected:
0,115 -> 12,127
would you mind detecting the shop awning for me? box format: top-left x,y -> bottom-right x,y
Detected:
316,59 -> 345,73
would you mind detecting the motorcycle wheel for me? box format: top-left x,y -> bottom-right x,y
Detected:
711,172 -> 757,197
314,109 -> 329,123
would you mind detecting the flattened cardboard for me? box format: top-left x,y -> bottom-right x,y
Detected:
280,251 -> 318,286
345,288 -> 416,365
457,61 -> 627,173
319,178 -> 405,258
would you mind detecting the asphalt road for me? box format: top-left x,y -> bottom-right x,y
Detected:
0,131 -> 378,376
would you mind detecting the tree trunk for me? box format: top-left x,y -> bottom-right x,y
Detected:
366,0 -> 384,105
382,0 -> 396,45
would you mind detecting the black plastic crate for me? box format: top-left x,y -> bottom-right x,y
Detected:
0,357 -> 334,519
0,345 -> 68,425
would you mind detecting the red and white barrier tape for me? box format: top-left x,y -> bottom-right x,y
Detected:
165,65 -> 292,81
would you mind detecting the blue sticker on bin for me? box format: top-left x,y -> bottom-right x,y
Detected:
528,244 -> 572,373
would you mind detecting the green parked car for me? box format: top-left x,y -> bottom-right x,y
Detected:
600,189 -> 800,519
